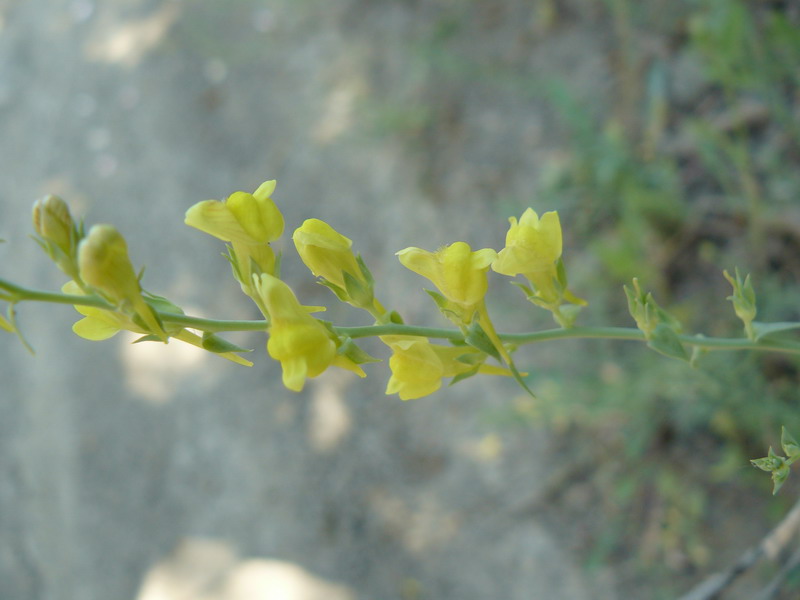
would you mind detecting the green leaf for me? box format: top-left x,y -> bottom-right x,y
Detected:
464,321 -> 500,361
772,464 -> 791,495
455,352 -> 484,366
510,281 -> 534,297
6,304 -> 34,354
751,447 -> 784,472
449,365 -> 480,386
337,337 -> 381,364
689,341 -> 707,368
782,427 -> 800,460
318,279 -> 349,302
355,254 -> 375,286
750,457 -> 773,472
143,292 -> 184,315
343,270 -> 373,307
222,247 -> 243,284
555,304 -> 583,328
273,251 -> 283,279
424,289 -> 449,311
0,313 -> 13,333
129,307 -> 167,337
752,321 -> 800,342
647,323 -> 689,362
201,331 -> 252,354
508,361 -> 537,399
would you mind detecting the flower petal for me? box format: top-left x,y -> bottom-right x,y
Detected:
226,191 -> 284,243
72,316 -> 120,340
185,200 -> 252,243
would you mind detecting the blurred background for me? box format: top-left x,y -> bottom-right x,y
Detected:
1,0 -> 799,598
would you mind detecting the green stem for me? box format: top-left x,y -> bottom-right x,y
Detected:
0,277 -> 113,309
4,277 -> 800,355
0,277 -> 269,333
158,312 -> 269,333
336,324 -> 464,341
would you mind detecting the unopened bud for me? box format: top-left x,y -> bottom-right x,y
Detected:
78,224 -> 141,303
723,269 -> 757,337
33,195 -> 75,255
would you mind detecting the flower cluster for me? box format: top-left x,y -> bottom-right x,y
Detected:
25,180 -> 585,400
183,183 -> 582,397
30,195 -> 254,365
7,179 -> 797,493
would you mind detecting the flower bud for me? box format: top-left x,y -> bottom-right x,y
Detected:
78,225 -> 141,302
293,219 -> 363,289
78,224 -> 167,340
723,268 -> 757,338
33,195 -> 75,256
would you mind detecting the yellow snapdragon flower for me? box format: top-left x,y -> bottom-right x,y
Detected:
383,335 -> 512,400
254,273 -> 365,392
492,208 -> 561,295
185,180 -> 283,294
78,224 -> 167,341
291,218 -> 381,314
396,242 -> 496,324
293,219 -> 362,290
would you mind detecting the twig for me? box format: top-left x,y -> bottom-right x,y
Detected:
678,496 -> 800,600
755,544 -> 800,600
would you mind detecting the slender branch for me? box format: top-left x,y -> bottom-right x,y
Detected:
158,312 -> 269,333
0,277 -> 114,309
0,277 -> 269,333
4,276 -> 800,355
678,496 -> 800,600
335,324 -> 465,340
755,544 -> 800,600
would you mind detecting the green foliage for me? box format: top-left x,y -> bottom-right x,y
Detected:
471,0 -> 800,587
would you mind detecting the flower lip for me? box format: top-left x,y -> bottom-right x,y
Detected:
184,181 -> 284,245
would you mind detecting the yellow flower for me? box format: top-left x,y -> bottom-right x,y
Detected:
384,337 -> 443,400
185,181 -> 283,297
292,219 -> 364,290
396,242 -> 496,323
62,282 -> 252,366
383,335 -> 512,400
184,180 -> 283,245
492,208 -> 562,278
254,273 -> 364,392
78,224 -> 167,341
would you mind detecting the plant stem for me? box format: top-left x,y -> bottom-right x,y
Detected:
4,276 -> 800,355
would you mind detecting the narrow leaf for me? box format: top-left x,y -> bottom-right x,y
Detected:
201,331 -> 252,354
647,323 -> 689,362
752,321 -> 800,342
464,321 -> 501,361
